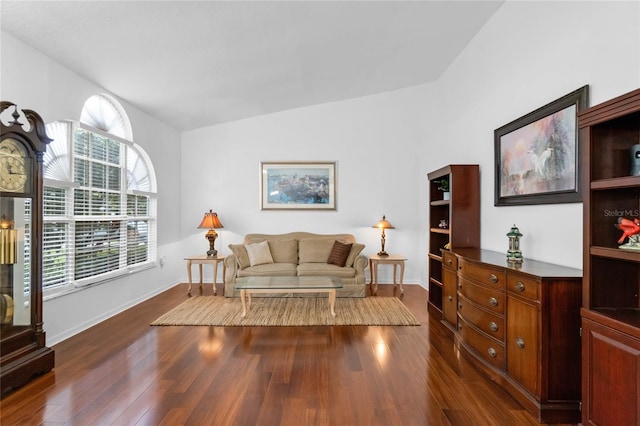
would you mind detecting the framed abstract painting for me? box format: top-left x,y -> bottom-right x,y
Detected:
494,85 -> 588,206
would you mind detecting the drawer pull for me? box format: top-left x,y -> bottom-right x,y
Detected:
458,282 -> 462,290
489,297 -> 498,307
458,302 -> 462,310
489,274 -> 498,283
489,321 -> 498,332
488,347 -> 497,358
458,323 -> 463,331
515,281 -> 525,292
516,337 -> 525,348
448,295 -> 453,302
447,258 -> 453,265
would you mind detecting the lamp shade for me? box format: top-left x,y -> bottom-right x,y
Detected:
198,210 -> 224,229
373,215 -> 395,230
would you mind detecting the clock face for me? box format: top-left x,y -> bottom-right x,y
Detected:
0,138 -> 30,193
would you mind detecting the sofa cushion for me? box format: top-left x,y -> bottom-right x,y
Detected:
345,243 -> 365,267
229,244 -> 251,269
238,263 -> 297,277
297,263 -> 356,278
298,238 -> 335,263
268,239 -> 298,264
245,241 -> 274,266
327,240 -> 352,267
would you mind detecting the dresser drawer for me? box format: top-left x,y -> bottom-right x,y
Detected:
458,258 -> 505,289
458,294 -> 505,341
442,250 -> 458,270
457,315 -> 505,370
458,277 -> 505,315
506,272 -> 539,302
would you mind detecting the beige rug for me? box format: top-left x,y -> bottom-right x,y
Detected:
151,296 -> 420,327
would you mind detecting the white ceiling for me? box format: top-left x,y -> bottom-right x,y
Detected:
1,1 -> 503,131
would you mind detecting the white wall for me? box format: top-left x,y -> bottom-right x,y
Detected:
183,1 -> 640,290
181,84 -> 436,285
1,32 -> 185,344
430,0 -> 639,268
1,1 -> 639,344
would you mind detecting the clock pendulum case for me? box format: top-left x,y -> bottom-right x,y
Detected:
0,101 -> 54,396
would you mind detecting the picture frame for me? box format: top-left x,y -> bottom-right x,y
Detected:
260,161 -> 336,210
494,85 -> 588,206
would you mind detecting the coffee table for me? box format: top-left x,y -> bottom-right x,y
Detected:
235,276 -> 343,318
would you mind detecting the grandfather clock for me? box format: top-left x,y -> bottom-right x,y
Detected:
0,101 -> 54,396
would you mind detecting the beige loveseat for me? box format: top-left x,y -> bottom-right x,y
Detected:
223,232 -> 368,297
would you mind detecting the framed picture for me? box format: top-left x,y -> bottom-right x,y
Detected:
495,85 -> 589,206
260,162 -> 336,210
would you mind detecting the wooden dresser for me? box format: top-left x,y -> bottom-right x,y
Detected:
446,248 -> 582,424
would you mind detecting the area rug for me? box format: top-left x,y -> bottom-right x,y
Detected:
151,296 -> 420,327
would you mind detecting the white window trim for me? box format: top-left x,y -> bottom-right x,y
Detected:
42,95 -> 157,299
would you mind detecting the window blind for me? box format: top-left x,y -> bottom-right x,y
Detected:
42,95 -> 157,296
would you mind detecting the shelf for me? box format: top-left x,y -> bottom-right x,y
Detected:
581,88 -> 640,424
591,246 -> 640,262
591,175 -> 640,190
427,301 -> 443,317
430,228 -> 450,235
428,165 -> 480,318
428,252 -> 442,261
429,277 -> 443,288
582,307 -> 640,337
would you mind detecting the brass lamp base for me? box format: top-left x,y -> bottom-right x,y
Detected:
378,229 -> 389,257
205,229 -> 218,257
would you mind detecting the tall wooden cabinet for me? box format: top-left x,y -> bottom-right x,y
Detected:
0,102 -> 54,396
579,88 -> 640,426
427,165 -> 479,319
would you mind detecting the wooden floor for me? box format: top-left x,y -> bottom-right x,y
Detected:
0,283 -> 578,426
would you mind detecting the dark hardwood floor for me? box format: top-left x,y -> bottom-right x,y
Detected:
0,283 -> 578,425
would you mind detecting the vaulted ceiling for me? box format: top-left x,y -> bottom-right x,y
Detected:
1,1 -> 503,131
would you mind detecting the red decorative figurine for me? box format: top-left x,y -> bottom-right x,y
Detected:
616,217 -> 640,244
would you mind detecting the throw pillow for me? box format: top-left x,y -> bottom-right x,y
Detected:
345,243 -> 365,267
228,244 -> 250,269
245,240 -> 274,266
327,240 -> 353,267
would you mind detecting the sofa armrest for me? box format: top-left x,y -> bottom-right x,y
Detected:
224,255 -> 238,284
353,255 -> 369,284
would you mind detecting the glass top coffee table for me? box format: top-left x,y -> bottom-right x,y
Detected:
235,276 -> 343,318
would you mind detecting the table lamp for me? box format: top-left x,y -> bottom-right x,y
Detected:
198,210 -> 224,257
372,215 -> 395,256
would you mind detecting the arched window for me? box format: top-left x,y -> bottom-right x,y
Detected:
42,94 -> 157,296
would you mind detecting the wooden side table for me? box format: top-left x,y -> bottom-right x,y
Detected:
184,254 -> 226,296
369,254 -> 407,295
